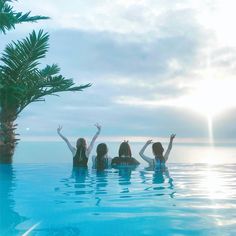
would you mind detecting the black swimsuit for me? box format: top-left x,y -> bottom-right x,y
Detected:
73,152 -> 88,167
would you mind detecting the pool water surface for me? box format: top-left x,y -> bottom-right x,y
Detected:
0,163 -> 236,235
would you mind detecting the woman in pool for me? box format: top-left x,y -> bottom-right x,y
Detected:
57,123 -> 101,167
111,141 -> 140,166
92,143 -> 112,170
139,134 -> 176,168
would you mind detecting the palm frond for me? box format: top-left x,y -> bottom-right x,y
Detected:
0,29 -> 91,118
0,62 -> 91,116
41,64 -> 60,77
16,69 -> 91,114
0,30 -> 49,80
0,0 -> 49,34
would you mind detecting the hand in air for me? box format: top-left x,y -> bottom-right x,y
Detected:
57,125 -> 63,133
146,139 -> 152,145
95,123 -> 101,132
170,134 -> 176,141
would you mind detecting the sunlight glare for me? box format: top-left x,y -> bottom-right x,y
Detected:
177,78 -> 236,118
200,166 -> 231,200
169,77 -> 236,145
207,115 -> 213,145
197,0 -> 236,47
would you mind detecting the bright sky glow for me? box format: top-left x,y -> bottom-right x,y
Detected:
197,0 -> 236,47
116,77 -> 236,118
1,0 -> 236,143
174,78 -> 236,117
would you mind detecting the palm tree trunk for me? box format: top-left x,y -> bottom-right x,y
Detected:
0,117 -> 18,164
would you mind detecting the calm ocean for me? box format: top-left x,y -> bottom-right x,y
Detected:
14,141 -> 236,164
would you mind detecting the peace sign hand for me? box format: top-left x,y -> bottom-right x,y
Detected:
146,139 -> 152,145
95,123 -> 101,132
57,125 -> 63,133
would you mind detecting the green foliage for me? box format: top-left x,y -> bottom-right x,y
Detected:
0,0 -> 49,34
0,30 -> 91,120
0,1 -> 91,162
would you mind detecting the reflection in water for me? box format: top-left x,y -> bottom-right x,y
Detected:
140,167 -> 175,199
115,166 -> 137,197
72,167 -> 88,181
58,167 -> 90,200
71,167 -> 89,195
93,169 -> 108,206
94,169 -> 108,194
116,166 -> 137,186
0,165 -> 26,236
153,168 -> 175,198
60,167 -> 109,205
1,164 -> 236,235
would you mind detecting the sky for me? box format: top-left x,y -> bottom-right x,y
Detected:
1,0 -> 236,143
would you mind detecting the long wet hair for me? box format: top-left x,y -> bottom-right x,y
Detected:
152,142 -> 165,162
96,143 -> 108,169
118,141 -> 132,158
74,138 -> 87,160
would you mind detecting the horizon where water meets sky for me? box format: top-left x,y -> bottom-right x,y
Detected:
1,0 -> 236,149
2,2 -> 236,236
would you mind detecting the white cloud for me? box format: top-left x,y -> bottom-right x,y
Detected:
14,0 -> 203,36
3,0 -> 236,141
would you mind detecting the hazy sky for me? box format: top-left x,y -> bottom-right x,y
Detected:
1,0 -> 236,142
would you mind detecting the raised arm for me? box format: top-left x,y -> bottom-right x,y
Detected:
86,123 -> 101,157
57,125 -> 76,156
139,140 -> 153,166
164,134 -> 176,162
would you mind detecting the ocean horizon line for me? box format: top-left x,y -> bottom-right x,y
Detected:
18,136 -> 236,145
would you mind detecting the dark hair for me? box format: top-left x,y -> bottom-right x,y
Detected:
96,143 -> 108,170
76,138 -> 86,149
96,143 -> 108,160
152,142 -> 164,159
75,138 -> 87,160
118,141 -> 132,157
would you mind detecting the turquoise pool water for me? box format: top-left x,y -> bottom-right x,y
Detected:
0,163 -> 236,235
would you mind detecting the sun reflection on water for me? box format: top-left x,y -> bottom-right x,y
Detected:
203,167 -> 226,199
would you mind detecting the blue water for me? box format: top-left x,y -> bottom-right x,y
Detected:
1,163 -> 236,236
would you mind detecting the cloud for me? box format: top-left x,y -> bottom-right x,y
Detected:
210,47 -> 236,73
1,0 -> 236,142
41,29 -> 203,79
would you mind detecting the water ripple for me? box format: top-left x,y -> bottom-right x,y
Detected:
0,163 -> 236,235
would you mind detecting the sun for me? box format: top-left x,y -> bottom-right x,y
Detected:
170,77 -> 236,144
178,78 -> 236,118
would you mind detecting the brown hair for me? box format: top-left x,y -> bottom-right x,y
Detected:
118,141 -> 132,157
96,143 -> 108,169
152,142 -> 164,157
96,143 -> 108,159
76,138 -> 86,149
75,138 -> 87,160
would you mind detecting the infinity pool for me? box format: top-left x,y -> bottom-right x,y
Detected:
0,163 -> 236,235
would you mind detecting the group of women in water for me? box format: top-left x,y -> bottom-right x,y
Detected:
57,124 -> 176,170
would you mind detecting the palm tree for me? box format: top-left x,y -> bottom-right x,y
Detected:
0,0 -> 49,34
0,30 -> 91,163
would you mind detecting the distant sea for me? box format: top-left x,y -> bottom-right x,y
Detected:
14,141 -> 236,164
